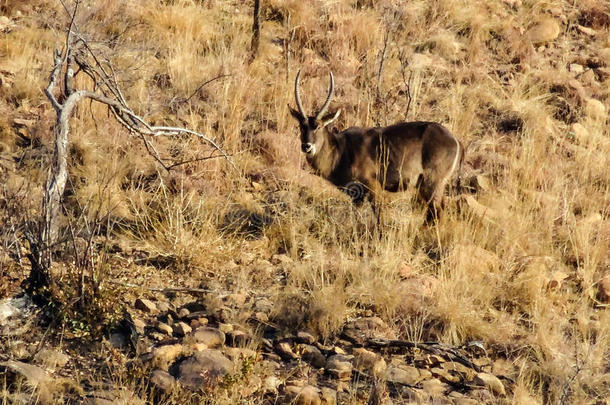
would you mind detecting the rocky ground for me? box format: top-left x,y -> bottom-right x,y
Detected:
1,281 -> 517,405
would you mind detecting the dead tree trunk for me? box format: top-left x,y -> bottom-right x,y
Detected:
250,0 -> 261,61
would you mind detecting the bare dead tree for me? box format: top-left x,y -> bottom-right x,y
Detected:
27,1 -> 236,293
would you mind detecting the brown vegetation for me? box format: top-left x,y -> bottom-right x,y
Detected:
0,0 -> 608,404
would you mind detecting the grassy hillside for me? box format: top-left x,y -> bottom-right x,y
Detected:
0,0 -> 608,403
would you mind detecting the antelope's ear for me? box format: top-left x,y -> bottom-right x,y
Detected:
321,109 -> 341,128
288,105 -> 303,121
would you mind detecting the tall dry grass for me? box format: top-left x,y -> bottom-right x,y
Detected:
0,0 -> 608,403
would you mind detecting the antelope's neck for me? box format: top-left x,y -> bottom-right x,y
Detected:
307,130 -> 340,179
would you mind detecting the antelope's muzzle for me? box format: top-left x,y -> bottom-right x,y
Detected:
301,143 -> 315,154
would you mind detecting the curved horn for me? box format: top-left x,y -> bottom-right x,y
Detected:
294,69 -> 306,117
315,71 -> 334,120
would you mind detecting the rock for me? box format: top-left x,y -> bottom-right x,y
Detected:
224,347 -> 257,361
254,297 -> 273,313
178,308 -> 190,318
33,349 -> 70,372
254,311 -> 269,322
109,332 -> 127,349
285,385 -> 321,405
189,317 -> 208,329
0,360 -> 54,404
227,293 -> 246,307
598,276 -> 610,303
526,17 -> 560,44
352,348 -> 386,377
185,327 -> 225,348
326,354 -> 353,380
264,375 -> 282,394
569,63 -> 584,74
271,253 -> 293,266
226,330 -> 252,346
431,367 -> 460,383
300,344 -> 326,368
342,317 -> 394,344
218,323 -> 234,333
275,341 -> 298,360
585,98 -> 606,121
440,361 -> 476,381
157,322 -> 173,336
320,387 -> 337,405
296,331 -> 316,344
151,344 -> 184,370
156,302 -> 170,313
134,299 -> 157,313
150,369 -> 175,392
474,372 -> 506,396
570,123 -> 589,142
576,25 -> 596,36
421,378 -> 448,397
173,322 -> 192,337
0,16 -> 11,32
178,350 -> 233,390
385,365 -> 424,386
132,318 -> 146,333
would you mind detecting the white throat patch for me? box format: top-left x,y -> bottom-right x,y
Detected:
305,145 -> 317,157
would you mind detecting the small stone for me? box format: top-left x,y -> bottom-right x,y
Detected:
585,98 -> 606,121
385,365 -> 424,386
569,123 -> 589,141
226,330 -> 252,346
173,322 -> 192,337
474,372 -> 506,396
300,344 -> 326,368
157,322 -> 173,336
320,387 -> 337,405
178,349 -> 234,390
135,298 -> 157,313
275,341 -> 298,360
185,327 -> 225,348
151,369 -> 175,392
440,361 -> 476,381
254,311 -> 269,322
576,25 -> 596,36
188,343 -> 208,352
264,375 -> 282,394
109,332 -> 127,349
178,308 -> 190,318
285,385 -> 321,405
132,318 -> 146,333
227,293 -> 246,307
33,349 -> 70,372
526,17 -> 560,44
156,302 -> 170,313
569,63 -> 584,74
421,378 -> 448,397
151,344 -> 184,370
431,367 -> 460,383
218,323 -> 234,333
352,348 -> 386,377
254,297 -> 273,313
326,354 -> 353,380
598,276 -> 610,303
296,331 -> 316,344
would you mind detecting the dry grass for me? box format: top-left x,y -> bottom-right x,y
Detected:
1,0 -> 609,403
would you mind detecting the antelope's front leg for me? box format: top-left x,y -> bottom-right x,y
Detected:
364,180 -> 384,226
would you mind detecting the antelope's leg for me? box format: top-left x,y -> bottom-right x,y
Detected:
364,180 -> 385,226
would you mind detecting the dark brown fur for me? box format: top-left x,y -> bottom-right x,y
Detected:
289,72 -> 464,221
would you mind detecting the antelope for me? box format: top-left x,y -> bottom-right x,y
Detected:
288,70 -> 464,222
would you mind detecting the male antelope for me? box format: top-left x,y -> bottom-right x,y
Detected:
288,70 -> 464,222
